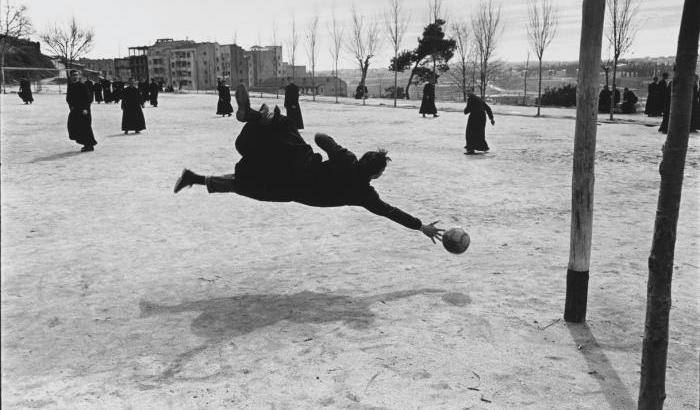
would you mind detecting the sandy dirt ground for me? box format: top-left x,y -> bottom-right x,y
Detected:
1,92 -> 698,410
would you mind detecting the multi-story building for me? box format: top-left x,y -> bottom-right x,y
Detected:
248,45 -> 282,87
280,62 -> 307,80
128,46 -> 149,81
192,42 -> 221,90
147,38 -> 197,89
78,58 -> 116,79
219,43 -> 249,87
114,57 -> 131,81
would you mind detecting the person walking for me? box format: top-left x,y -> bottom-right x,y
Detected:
284,78 -> 304,129
216,79 -> 233,117
121,78 -> 146,134
463,89 -> 495,155
66,70 -> 97,152
18,78 -> 33,104
419,79 -> 438,118
149,78 -> 159,107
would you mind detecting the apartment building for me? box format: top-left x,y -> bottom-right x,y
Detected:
248,45 -> 282,87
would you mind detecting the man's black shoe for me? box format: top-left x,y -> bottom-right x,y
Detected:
174,168 -> 195,193
235,84 -> 251,122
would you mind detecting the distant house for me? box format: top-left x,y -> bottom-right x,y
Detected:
257,75 -> 347,97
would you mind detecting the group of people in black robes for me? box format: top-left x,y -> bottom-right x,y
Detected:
657,73 -> 672,133
18,78 -> 34,104
644,74 -> 668,117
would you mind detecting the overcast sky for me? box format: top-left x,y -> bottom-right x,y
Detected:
25,0 -> 683,71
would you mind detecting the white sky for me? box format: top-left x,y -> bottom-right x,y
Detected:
24,0 -> 683,71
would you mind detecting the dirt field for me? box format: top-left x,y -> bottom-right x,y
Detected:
1,92 -> 698,409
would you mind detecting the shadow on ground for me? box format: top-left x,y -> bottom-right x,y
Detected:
140,288 -> 460,340
29,150 -> 84,163
567,322 -> 636,410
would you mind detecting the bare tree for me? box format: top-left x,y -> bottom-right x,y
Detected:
1,1 -> 33,92
605,0 -> 640,120
472,0 -> 502,99
523,51 -> 530,105
449,21 -> 471,102
40,17 -> 94,77
527,0 -> 558,116
305,14 -> 319,101
272,20 -> 280,97
427,0 -> 444,24
638,1 -> 699,408
287,15 -> 299,81
328,9 -> 344,103
565,0 -> 606,324
347,6 -> 381,105
385,0 -> 410,106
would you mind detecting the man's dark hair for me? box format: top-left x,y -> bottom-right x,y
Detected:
358,149 -> 391,177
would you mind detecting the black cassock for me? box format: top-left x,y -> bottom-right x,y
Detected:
102,80 -> 112,103
284,83 -> 304,129
464,94 -> 494,152
121,86 -> 146,131
138,81 -> 149,106
216,84 -> 233,115
66,81 -> 97,147
644,81 -> 659,116
149,82 -> 159,107
84,80 -> 95,103
419,83 -> 437,114
18,79 -> 33,103
691,82 -> 700,132
93,80 -> 103,103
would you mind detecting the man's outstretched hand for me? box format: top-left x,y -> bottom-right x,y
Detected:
421,220 -> 445,244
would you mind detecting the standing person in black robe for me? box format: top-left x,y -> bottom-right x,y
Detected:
93,77 -> 104,103
216,79 -> 233,117
138,78 -> 149,108
102,79 -> 112,103
644,77 -> 659,116
463,90 -> 495,155
284,78 -> 304,129
658,72 -> 672,134
419,80 -> 438,117
121,78 -> 146,134
620,87 -> 638,114
66,70 -> 97,152
84,78 -> 95,104
18,78 -> 33,104
149,78 -> 159,107
112,80 -> 124,103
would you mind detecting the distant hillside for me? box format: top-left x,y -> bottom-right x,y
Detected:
1,35 -> 55,83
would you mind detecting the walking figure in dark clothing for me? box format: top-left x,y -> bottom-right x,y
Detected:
284,78 -> 304,129
149,79 -> 159,107
121,78 -> 146,134
93,77 -> 104,103
658,72 -> 672,134
138,78 -> 149,108
66,70 -> 97,152
419,80 -> 438,118
216,79 -> 234,117
174,85 -> 444,242
18,78 -> 33,104
463,90 -> 495,155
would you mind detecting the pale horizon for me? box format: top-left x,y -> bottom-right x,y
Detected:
22,0 -> 683,71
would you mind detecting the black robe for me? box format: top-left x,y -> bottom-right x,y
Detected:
138,81 -> 149,106
691,82 -> 700,132
84,80 -> 95,103
464,94 -> 494,152
621,90 -> 638,113
216,84 -> 233,115
149,82 -> 159,107
659,81 -> 672,134
112,81 -> 124,103
284,83 -> 304,129
66,81 -> 96,147
419,83 -> 437,114
102,80 -> 112,103
18,79 -> 33,103
598,87 -> 611,113
93,81 -> 103,103
121,86 -> 146,131
645,81 -> 659,116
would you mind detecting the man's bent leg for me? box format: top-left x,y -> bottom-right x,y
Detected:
206,174 -> 295,203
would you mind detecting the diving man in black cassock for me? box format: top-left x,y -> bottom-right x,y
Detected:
66,70 -> 97,152
216,79 -> 233,117
463,90 -> 495,155
121,78 -> 146,134
284,78 -> 304,129
173,85 -> 444,243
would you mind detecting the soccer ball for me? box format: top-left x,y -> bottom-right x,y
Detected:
442,227 -> 470,254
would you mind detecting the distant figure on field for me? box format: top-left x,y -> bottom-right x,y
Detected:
149,78 -> 159,107
658,72 -> 672,134
419,80 -> 438,118
284,78 -> 304,129
66,70 -> 97,152
463,90 -> 495,155
216,79 -> 233,117
138,78 -> 149,108
620,87 -> 638,114
121,78 -> 146,134
644,77 -> 660,116
84,78 -> 95,104
598,85 -> 612,113
18,78 -> 33,104
173,85 -> 444,243
112,80 -> 124,103
93,77 -> 104,103
102,78 -> 112,103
